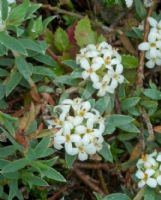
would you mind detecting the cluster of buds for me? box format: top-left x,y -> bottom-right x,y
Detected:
135,151 -> 161,188
76,42 -> 124,96
138,17 -> 161,68
46,98 -> 105,161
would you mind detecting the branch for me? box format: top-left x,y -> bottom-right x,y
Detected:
136,5 -> 155,87
73,166 -> 105,195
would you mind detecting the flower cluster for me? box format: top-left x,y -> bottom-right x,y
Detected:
138,17 -> 161,69
135,151 -> 161,188
46,98 -> 105,161
76,42 -> 124,96
0,0 -> 15,30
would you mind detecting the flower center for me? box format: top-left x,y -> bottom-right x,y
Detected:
143,173 -> 148,181
79,146 -> 85,153
65,134 -> 71,142
105,56 -> 111,64
150,43 -> 156,47
113,73 -> 119,80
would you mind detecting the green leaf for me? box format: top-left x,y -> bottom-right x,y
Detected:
106,115 -> 134,127
54,27 -> 70,52
121,97 -> 140,110
122,54 -> 138,69
34,137 -> 50,158
0,68 -> 9,77
15,57 -> 32,81
7,0 -> 30,25
81,82 -> 95,99
0,32 -> 27,55
8,180 -> 23,200
19,38 -> 46,54
44,167 -> 66,182
134,0 -> 147,20
34,54 -> 58,67
32,66 -> 55,78
143,88 -> 161,100
94,192 -> 103,200
5,71 -> 22,96
118,123 -> 140,133
99,142 -> 113,162
1,0 -> 8,21
0,84 -> 5,100
2,158 -> 29,173
95,95 -> 112,114
63,60 -> 78,69
103,193 -> 130,200
144,187 -> 155,200
0,145 -> 16,158
75,16 -> 96,47
65,153 -> 76,168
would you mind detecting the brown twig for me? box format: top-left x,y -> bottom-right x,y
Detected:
140,107 -> 155,141
97,169 -> 109,194
136,5 -> 155,87
74,162 -> 110,171
48,185 -> 68,200
73,166 -> 105,195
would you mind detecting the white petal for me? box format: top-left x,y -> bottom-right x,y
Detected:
118,75 -> 124,84
85,144 -> 97,154
149,47 -> 157,58
148,32 -> 157,43
73,116 -> 83,126
54,143 -> 63,150
135,170 -> 145,179
156,41 -> 161,49
62,99 -> 74,105
75,125 -> 86,134
145,169 -> 155,177
82,71 -> 89,80
157,176 -> 161,185
80,58 -> 90,70
110,79 -> 118,89
90,72 -> 99,82
116,64 -> 123,74
148,17 -> 157,27
138,42 -> 150,51
125,0 -> 133,7
146,178 -> 157,188
138,180 -> 145,188
63,122 -> 73,135
82,135 -> 91,145
156,154 -> 161,162
91,62 -> 102,71
54,136 -> 65,144
71,134 -> 81,143
146,60 -> 155,68
65,142 -> 73,155
78,152 -> 88,161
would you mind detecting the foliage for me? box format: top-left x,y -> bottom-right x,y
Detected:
0,0 -> 161,199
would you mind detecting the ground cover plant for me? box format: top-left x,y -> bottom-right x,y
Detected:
0,0 -> 161,199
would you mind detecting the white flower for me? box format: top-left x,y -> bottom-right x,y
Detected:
144,0 -> 153,7
81,62 -> 100,82
93,74 -> 111,96
76,42 -> 124,96
138,32 -> 161,58
54,121 -> 80,155
136,169 -> 157,188
108,64 -> 124,89
46,98 -> 105,161
137,152 -> 158,169
125,0 -> 133,8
